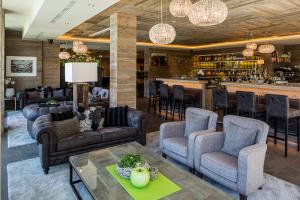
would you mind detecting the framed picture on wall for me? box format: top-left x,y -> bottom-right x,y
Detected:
6,56 -> 37,77
151,53 -> 167,66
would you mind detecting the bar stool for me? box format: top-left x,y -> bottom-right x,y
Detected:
172,85 -> 185,120
236,91 -> 265,119
266,94 -> 300,157
213,89 -> 235,116
159,84 -> 171,120
148,81 -> 159,114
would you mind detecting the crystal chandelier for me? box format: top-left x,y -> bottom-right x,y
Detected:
59,51 -> 71,60
73,42 -> 88,55
188,0 -> 228,26
73,41 -> 83,47
149,0 -> 176,44
258,44 -> 275,54
169,0 -> 192,17
242,48 -> 254,57
246,42 -> 257,50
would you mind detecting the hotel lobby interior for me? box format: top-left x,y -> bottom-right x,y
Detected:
1,0 -> 300,199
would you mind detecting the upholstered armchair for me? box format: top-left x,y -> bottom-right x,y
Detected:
194,115 -> 269,200
160,108 -> 218,171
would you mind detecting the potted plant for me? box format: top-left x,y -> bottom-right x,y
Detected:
116,154 -> 149,179
5,77 -> 16,98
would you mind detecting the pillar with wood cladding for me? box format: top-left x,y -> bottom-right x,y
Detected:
110,12 -> 137,108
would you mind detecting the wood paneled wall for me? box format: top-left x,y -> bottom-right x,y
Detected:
5,31 -> 60,90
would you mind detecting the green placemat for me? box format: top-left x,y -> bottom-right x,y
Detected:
106,164 -> 181,200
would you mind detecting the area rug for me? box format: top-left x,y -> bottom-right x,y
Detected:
6,111 -> 36,148
7,131 -> 300,200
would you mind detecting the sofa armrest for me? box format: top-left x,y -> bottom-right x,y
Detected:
194,131 -> 224,170
32,115 -> 55,145
127,109 -> 147,145
187,129 -> 216,168
160,121 -> 186,150
238,144 -> 267,196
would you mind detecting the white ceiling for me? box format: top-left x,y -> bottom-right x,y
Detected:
3,0 -> 120,40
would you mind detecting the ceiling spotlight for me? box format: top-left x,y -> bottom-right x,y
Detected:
88,4 -> 95,7
64,22 -> 70,25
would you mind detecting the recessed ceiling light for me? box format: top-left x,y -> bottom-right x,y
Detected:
88,3 -> 95,7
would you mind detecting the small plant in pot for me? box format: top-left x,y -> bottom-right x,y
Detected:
116,154 -> 149,179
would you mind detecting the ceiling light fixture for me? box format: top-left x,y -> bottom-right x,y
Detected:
88,4 -> 95,7
188,0 -> 228,26
72,41 -> 88,54
169,0 -> 192,18
258,44 -> 275,54
246,42 -> 257,50
242,48 -> 254,57
89,27 -> 110,37
59,42 -> 71,60
149,0 -> 176,44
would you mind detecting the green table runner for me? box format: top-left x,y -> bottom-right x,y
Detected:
106,164 -> 181,200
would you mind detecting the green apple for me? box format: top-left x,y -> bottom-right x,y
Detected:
130,167 -> 150,188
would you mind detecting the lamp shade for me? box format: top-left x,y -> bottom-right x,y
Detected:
65,62 -> 98,83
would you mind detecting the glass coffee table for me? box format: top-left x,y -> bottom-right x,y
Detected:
69,142 -> 232,200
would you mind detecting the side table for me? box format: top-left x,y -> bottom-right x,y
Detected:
4,97 -> 18,111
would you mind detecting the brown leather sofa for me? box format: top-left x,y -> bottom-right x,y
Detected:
31,109 -> 146,174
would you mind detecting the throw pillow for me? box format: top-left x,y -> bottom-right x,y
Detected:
222,122 -> 257,157
51,111 -> 74,121
53,89 -> 64,98
78,107 -> 103,132
53,117 -> 80,140
27,91 -> 40,99
104,106 -> 128,127
184,112 -> 209,137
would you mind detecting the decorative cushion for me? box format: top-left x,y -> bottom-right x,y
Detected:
51,111 -> 74,121
78,107 -> 103,132
27,91 -> 40,100
92,87 -> 102,96
104,106 -> 128,127
53,117 -> 80,140
100,89 -> 109,99
79,109 -> 92,132
52,89 -> 64,98
184,113 -> 209,137
222,122 -> 257,157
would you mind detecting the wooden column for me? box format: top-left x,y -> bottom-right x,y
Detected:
0,0 -> 4,195
144,48 -> 150,98
110,13 -> 137,108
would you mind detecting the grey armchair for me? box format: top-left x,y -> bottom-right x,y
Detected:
160,108 -> 218,171
194,115 -> 269,200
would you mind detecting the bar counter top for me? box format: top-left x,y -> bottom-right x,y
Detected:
221,82 -> 300,99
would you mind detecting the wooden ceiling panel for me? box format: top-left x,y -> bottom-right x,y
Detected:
64,0 -> 300,45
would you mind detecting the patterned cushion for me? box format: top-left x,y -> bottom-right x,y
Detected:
184,112 -> 209,137
53,117 -> 80,140
104,106 -> 128,127
222,122 -> 257,157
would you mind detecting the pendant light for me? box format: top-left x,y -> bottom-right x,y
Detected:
149,0 -> 176,44
72,41 -> 88,55
242,48 -> 254,57
258,44 -> 275,54
58,42 -> 71,60
188,0 -> 228,26
169,0 -> 192,18
246,42 -> 257,50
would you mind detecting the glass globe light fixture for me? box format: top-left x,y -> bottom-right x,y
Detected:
169,0 -> 192,17
58,51 -> 71,60
242,48 -> 254,57
73,44 -> 88,54
246,42 -> 257,50
258,44 -> 275,54
149,23 -> 176,44
73,41 -> 83,47
188,0 -> 228,26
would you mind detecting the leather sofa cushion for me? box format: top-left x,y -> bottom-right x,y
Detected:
99,127 -> 137,142
104,106 -> 128,127
53,117 -> 80,140
57,131 -> 102,151
201,152 -> 238,182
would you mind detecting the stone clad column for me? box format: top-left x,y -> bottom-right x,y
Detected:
110,13 -> 137,108
0,0 -> 4,195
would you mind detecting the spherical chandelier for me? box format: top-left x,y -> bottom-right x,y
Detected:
73,41 -> 83,47
149,23 -> 176,44
246,42 -> 257,50
73,43 -> 88,54
188,0 -> 228,26
149,0 -> 176,44
58,51 -> 71,60
258,44 -> 275,54
242,48 -> 254,57
169,0 -> 192,18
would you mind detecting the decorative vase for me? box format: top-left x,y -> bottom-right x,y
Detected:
130,167 -> 150,188
5,88 -> 15,98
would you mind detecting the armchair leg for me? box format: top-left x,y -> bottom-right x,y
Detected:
44,168 -> 49,175
239,194 -> 247,200
259,186 -> 262,190
188,167 -> 195,174
196,171 -> 203,178
162,153 -> 167,159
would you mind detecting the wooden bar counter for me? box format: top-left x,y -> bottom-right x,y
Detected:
156,78 -> 208,108
221,82 -> 300,99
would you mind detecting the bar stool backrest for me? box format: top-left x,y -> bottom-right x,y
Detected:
173,85 -> 184,101
160,84 -> 169,99
266,94 -> 289,118
213,89 -> 228,108
236,91 -> 255,112
149,81 -> 157,96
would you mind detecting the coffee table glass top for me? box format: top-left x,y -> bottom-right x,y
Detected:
69,142 -> 233,200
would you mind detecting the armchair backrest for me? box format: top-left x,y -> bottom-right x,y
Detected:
184,108 -> 218,137
223,115 -> 269,144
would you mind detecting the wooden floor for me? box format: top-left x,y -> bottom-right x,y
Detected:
137,98 -> 300,186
